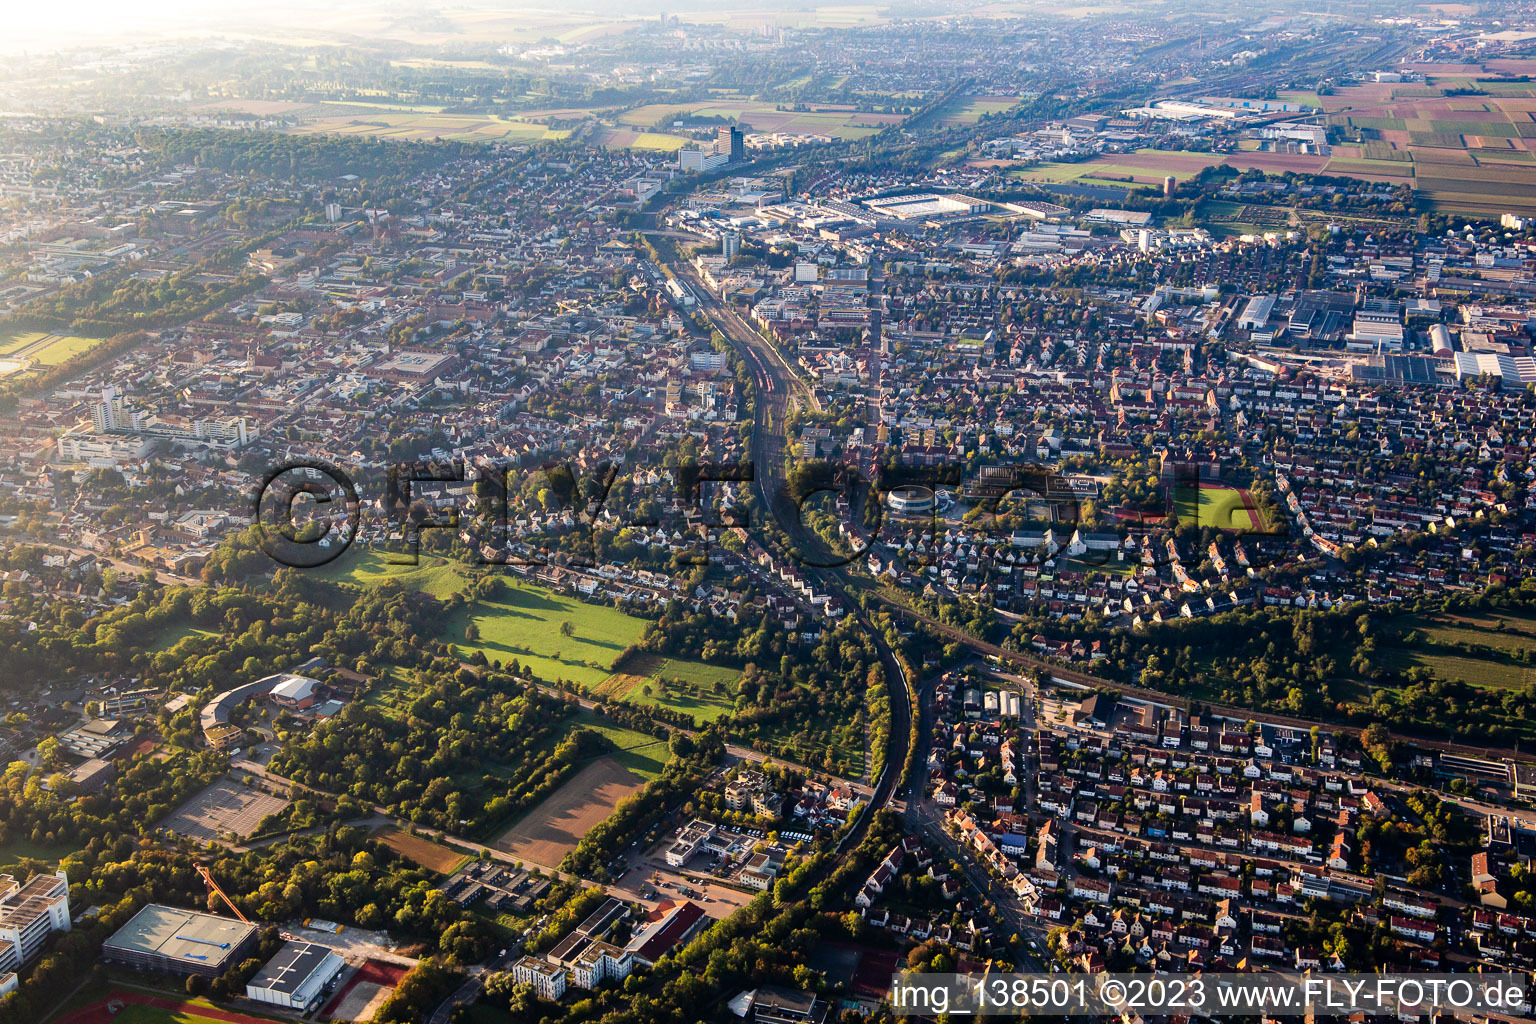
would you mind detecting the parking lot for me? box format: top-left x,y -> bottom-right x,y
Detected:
614,859 -> 757,917
160,776 -> 289,841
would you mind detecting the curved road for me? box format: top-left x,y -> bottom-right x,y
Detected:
672,255 -> 912,844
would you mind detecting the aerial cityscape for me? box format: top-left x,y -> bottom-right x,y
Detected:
5,0 -> 1536,1022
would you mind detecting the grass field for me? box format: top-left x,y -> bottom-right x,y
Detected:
374,826 -> 468,873
315,549 -> 466,596
148,621 -> 219,654
361,664 -> 420,719
566,708 -> 669,779
595,653 -> 740,724
0,330 -> 106,371
1059,555 -> 1138,577
1376,646 -> 1536,690
1377,610 -> 1536,691
0,331 -> 44,356
1173,484 -> 1259,531
937,95 -> 1019,125
1406,610 -> 1536,653
316,551 -> 647,687
0,837 -> 79,866
451,583 -> 647,687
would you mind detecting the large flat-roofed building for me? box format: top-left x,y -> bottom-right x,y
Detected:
1455,352 -> 1536,387
665,819 -> 718,867
368,348 -> 458,382
1083,208 -> 1153,227
102,905 -> 258,978
245,940 -> 345,1010
863,193 -> 990,221
0,870 -> 71,974
1237,295 -> 1277,331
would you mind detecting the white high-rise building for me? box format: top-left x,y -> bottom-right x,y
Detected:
0,870 -> 70,974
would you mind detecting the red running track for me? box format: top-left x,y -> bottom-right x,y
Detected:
52,989 -> 284,1024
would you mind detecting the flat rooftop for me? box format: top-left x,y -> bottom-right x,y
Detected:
103,904 -> 257,967
247,940 -> 337,995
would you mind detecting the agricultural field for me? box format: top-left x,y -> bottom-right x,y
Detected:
589,128 -> 690,151
316,551 -> 649,687
616,99 -> 899,140
1316,70 -> 1536,212
595,653 -> 740,724
1377,609 -> 1536,691
677,5 -> 889,29
1006,147 -> 1338,191
491,755 -> 647,868
373,826 -> 468,873
193,98 -> 314,116
1008,158 -> 1164,190
287,112 -> 566,145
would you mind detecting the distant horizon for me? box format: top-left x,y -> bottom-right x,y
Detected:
0,0 -> 1114,57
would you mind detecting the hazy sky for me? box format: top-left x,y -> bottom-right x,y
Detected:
10,0 -> 233,49
6,0 -> 445,53
4,0 -> 809,53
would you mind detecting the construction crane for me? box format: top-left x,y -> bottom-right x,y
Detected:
195,864 -> 250,924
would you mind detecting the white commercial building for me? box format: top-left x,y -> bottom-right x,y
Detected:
1454,352 -> 1536,387
679,149 -> 728,172
1237,295 -> 1277,331
56,432 -> 154,466
244,941 -> 345,1010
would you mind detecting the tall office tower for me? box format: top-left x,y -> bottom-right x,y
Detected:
717,125 -> 745,163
